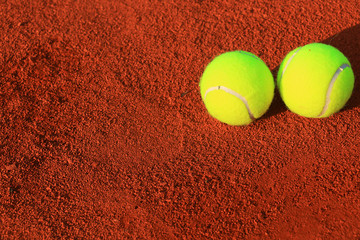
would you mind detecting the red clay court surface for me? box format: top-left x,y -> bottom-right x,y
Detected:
1,0 -> 360,239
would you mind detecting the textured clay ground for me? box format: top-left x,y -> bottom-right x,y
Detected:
1,0 -> 360,239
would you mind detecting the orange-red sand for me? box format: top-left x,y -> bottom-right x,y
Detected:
1,0 -> 360,239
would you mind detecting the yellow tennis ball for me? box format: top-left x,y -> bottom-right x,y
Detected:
277,43 -> 355,118
199,51 -> 275,126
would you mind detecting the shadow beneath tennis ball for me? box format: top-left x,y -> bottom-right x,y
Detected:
322,24 -> 360,111
261,66 -> 288,120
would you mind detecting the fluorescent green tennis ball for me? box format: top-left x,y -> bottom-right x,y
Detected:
277,43 -> 355,118
199,51 -> 275,126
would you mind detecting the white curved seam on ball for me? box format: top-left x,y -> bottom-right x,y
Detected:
239,51 -> 260,61
318,63 -> 350,117
204,86 -> 255,121
280,47 -> 302,80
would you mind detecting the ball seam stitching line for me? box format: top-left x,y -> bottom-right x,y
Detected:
318,63 -> 350,117
239,51 -> 260,60
204,86 -> 255,121
280,47 -> 302,81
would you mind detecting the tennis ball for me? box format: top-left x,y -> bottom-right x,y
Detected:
199,51 -> 275,126
277,43 -> 355,118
